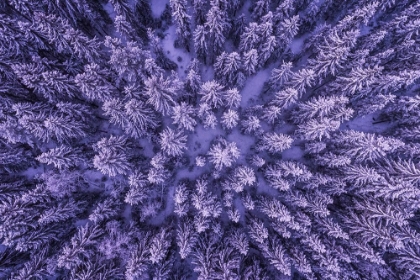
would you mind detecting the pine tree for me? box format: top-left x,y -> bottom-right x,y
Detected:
57,224 -> 103,270
124,98 -> 159,138
332,66 -> 383,98
144,74 -> 179,115
297,118 -> 340,141
239,22 -> 260,53
230,166 -> 256,192
44,114 -> 87,143
268,62 -> 293,91
270,87 -> 299,109
242,49 -> 259,76
192,179 -> 222,218
291,95 -> 350,124
193,0 -> 208,25
193,25 -> 208,62
149,229 -> 171,264
259,35 -> 278,65
172,102 -> 197,131
10,249 -> 50,280
223,88 -> 241,108
241,116 -> 262,135
214,246 -> 241,279
170,0 -> 191,51
38,199 -> 83,225
231,13 -> 246,47
104,37 -> 149,84
199,80 -> 225,108
277,15 -> 300,49
261,237 -> 291,276
185,66 -> 202,95
75,63 -> 113,102
208,139 -> 240,170
331,130 -> 405,162
221,109 -> 239,130
214,51 -> 243,86
159,128 -> 187,157
125,236 -> 151,280
125,171 -> 149,205
287,68 -> 316,94
93,136 -> 131,177
252,0 -> 269,21
192,236 -> 218,279
36,145 -> 81,169
88,198 -> 120,224
204,3 -> 230,61
177,221 -> 197,259
174,183 -> 189,217
257,133 -> 293,154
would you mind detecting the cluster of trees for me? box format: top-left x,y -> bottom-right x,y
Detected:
1,0 -> 420,279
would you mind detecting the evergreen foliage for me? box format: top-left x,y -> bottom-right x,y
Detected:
0,0 -> 420,279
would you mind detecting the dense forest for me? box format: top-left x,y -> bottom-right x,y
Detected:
1,0 -> 420,279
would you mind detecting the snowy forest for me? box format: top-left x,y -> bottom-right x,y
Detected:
1,0 -> 420,279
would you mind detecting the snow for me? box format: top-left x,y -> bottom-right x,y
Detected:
188,124 -> 223,158
344,113 -> 390,134
240,69 -> 272,108
161,25 -> 193,79
282,146 -> 304,161
150,0 -> 168,18
102,2 -> 116,20
20,166 -> 44,179
290,36 -> 307,54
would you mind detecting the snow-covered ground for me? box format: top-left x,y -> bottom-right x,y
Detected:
240,69 -> 272,108
161,25 -> 193,79
150,0 -> 168,17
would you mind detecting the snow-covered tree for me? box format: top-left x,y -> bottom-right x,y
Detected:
214,52 -> 243,86
125,171 -> 149,206
144,74 -> 179,115
88,198 -> 119,224
268,62 -> 293,90
223,88 -> 241,108
36,145 -> 81,169
192,179 -> 222,219
241,116 -> 262,135
44,114 -> 86,143
93,136 -> 131,177
277,15 -> 300,49
291,95 -> 351,124
177,221 -> 197,259
208,139 -> 240,170
193,25 -> 208,62
149,229 -> 171,264
270,87 -> 299,109
170,0 -> 191,51
242,49 -> 259,76
257,133 -> 293,154
172,102 -> 197,131
124,99 -> 159,138
125,236 -> 151,280
159,128 -> 187,157
75,63 -> 113,102
287,68 -> 315,94
199,80 -> 225,108
221,109 -> 239,130
205,3 -> 230,60
229,166 -> 256,192
57,224 -> 103,270
331,130 -> 405,162
297,118 -> 340,141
